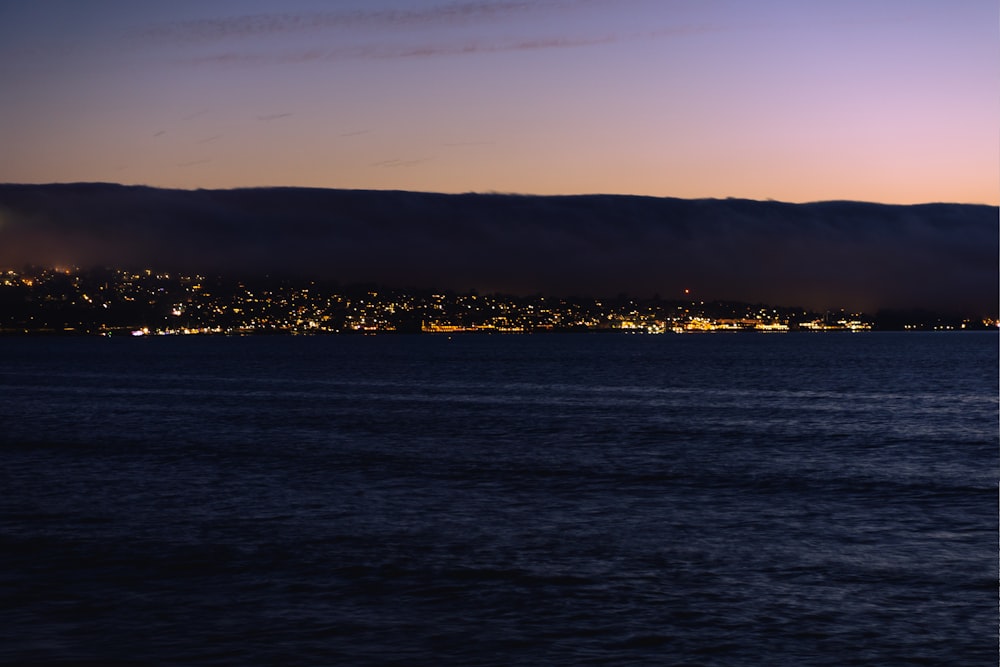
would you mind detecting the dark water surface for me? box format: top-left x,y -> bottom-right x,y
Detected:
0,333 -> 996,665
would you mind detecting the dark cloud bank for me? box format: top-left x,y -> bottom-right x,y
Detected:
0,183 -> 995,314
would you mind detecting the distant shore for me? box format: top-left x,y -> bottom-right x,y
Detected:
2,266 -> 994,336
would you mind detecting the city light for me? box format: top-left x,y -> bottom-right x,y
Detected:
0,265 -> 991,336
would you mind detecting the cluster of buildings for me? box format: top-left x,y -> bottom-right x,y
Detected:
0,266 -> 990,335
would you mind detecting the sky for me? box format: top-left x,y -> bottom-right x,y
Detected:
0,0 -> 996,205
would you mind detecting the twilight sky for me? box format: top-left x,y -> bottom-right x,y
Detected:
0,0 -> 996,204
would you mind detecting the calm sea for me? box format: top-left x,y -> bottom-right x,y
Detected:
0,332 -> 996,666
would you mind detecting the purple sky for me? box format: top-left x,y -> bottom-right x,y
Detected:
1,0 -> 996,204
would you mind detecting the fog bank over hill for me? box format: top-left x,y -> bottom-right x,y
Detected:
0,183 -> 995,315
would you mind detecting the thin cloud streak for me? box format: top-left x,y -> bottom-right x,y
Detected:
177,27 -> 712,67
140,1 -> 546,43
181,109 -> 210,120
370,158 -> 432,168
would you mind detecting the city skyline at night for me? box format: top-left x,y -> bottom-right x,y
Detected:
5,264 -> 996,336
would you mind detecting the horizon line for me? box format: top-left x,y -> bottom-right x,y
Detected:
0,181 -> 995,208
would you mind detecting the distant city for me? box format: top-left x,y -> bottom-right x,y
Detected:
1,266 -> 995,336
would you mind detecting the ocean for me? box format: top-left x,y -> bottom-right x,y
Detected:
0,332 -> 995,666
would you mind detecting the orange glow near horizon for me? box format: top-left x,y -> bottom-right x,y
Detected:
0,1 -> 996,205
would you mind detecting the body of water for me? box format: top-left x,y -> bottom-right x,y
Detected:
0,332 -> 996,665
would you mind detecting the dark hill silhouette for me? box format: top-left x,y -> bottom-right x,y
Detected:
0,183 -> 995,314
